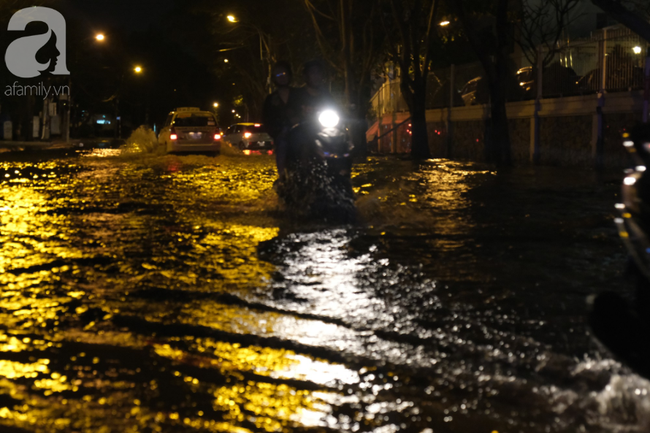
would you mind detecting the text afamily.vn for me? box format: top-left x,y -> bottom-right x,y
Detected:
4,82 -> 70,100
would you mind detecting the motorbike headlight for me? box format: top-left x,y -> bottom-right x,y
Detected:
319,110 -> 340,128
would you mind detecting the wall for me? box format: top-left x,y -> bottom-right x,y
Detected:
368,91 -> 644,168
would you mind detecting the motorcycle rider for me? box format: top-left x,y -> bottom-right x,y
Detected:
285,60 -> 338,170
288,60 -> 336,124
262,61 -> 295,177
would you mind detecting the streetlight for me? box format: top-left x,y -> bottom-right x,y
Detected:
226,15 -> 272,94
134,66 -> 143,74
63,32 -> 109,142
224,58 -> 229,63
633,46 -> 642,55
214,102 -> 219,108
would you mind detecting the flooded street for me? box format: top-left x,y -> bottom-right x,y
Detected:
0,148 -> 647,433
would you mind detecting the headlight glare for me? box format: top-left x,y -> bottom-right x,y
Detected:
319,110 -> 340,128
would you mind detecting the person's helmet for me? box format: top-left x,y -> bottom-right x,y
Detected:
271,61 -> 292,86
303,60 -> 326,77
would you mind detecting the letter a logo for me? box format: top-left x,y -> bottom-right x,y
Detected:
5,7 -> 69,79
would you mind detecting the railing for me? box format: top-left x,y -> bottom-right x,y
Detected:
369,26 -> 650,120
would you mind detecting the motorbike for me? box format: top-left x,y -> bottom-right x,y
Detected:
589,123 -> 650,378
275,107 -> 356,222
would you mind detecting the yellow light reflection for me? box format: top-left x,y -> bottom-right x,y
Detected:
0,359 -> 49,379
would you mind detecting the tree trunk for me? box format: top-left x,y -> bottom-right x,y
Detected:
488,88 -> 511,165
349,95 -> 369,157
488,23 -> 512,166
409,80 -> 431,159
446,0 -> 512,166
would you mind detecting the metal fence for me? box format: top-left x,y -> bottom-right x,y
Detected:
369,26 -> 650,120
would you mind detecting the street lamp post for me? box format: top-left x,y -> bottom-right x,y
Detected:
64,33 -> 107,143
226,14 -> 273,94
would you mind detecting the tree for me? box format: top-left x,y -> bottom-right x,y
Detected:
303,0 -> 385,156
591,0 -> 650,43
517,0 -> 581,70
186,0 -> 317,124
381,0 -> 438,160
444,0 -> 513,165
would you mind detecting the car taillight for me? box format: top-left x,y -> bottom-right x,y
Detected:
170,134 -> 178,141
244,132 -> 252,139
214,134 -> 221,140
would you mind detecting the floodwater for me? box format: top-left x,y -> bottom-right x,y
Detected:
0,146 -> 647,433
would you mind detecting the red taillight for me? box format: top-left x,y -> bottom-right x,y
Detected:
170,134 -> 178,141
214,134 -> 221,140
244,132 -> 252,139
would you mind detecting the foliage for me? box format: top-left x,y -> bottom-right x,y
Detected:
517,0 -> 582,68
379,0 -> 439,159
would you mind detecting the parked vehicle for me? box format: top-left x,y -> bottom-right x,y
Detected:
158,107 -> 221,154
223,123 -> 274,152
459,77 -> 488,106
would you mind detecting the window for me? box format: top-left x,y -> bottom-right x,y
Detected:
172,113 -> 216,127
243,124 -> 265,133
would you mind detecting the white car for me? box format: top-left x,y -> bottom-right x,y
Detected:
224,123 -> 274,152
158,108 -> 222,154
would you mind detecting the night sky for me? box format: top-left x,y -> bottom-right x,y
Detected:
59,0 -> 176,31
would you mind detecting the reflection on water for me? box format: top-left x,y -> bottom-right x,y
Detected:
0,149 -> 645,432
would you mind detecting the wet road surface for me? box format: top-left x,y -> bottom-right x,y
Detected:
0,146 -> 647,432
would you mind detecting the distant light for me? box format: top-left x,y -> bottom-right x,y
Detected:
224,59 -> 229,63
232,109 -> 236,113
214,134 -> 221,140
95,33 -> 105,42
439,21 -> 450,26
519,82 -> 525,86
637,166 -> 647,172
633,46 -> 642,54
227,15 -> 237,23
624,176 -> 637,186
134,66 -> 143,73
254,123 -> 261,127
244,132 -> 252,139
615,203 -> 625,209
213,102 -> 219,108
624,140 -> 634,147
170,134 -> 178,141
243,150 -> 251,155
